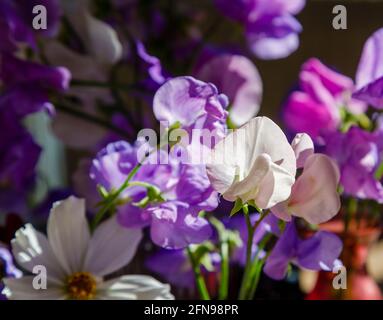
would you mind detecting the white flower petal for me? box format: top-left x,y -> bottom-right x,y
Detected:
2,277 -> 65,300
11,224 -> 65,284
47,196 -> 90,275
84,216 -> 142,277
291,133 -> 314,168
97,275 -> 174,300
207,117 -> 296,207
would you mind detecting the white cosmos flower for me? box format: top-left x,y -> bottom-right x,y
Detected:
206,117 -> 296,209
2,196 -> 174,300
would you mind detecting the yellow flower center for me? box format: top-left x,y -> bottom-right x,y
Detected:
66,272 -> 97,300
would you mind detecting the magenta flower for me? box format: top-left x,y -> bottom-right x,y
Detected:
215,0 -> 306,60
283,58 -> 366,139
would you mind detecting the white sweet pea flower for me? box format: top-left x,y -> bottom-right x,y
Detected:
206,117 -> 296,209
2,197 -> 174,300
291,133 -> 314,168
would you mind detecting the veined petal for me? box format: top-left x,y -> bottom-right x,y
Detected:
84,216 -> 142,277
97,275 -> 174,300
47,196 -> 90,275
11,224 -> 65,284
2,277 -> 65,300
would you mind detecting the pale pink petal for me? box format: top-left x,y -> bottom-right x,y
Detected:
289,154 -> 341,224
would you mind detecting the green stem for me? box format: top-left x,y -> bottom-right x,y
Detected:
90,163 -> 141,231
246,233 -> 272,299
187,246 -> 210,300
238,205 -> 254,300
218,241 -> 230,300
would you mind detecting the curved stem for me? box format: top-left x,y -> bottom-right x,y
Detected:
187,246 -> 210,300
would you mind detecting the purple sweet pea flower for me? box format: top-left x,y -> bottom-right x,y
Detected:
88,140 -> 218,249
0,246 -> 22,300
0,54 -> 71,118
194,54 -> 263,127
153,76 -> 229,143
264,221 -> 342,280
353,28 -> 383,109
323,126 -> 383,202
215,0 -> 306,60
283,58 -> 366,139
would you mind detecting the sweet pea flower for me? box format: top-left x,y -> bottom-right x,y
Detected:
206,116 -> 296,209
291,133 -> 314,168
215,0 -> 306,60
272,153 -> 341,224
85,141 -> 218,249
283,58 -> 366,139
324,127 -> 383,203
2,196 -> 174,300
195,54 -> 263,127
264,220 -> 342,280
353,28 -> 383,109
153,76 -> 229,142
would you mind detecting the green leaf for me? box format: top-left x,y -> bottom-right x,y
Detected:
230,198 -> 243,216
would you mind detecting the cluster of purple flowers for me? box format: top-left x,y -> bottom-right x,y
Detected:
283,27 -> 383,203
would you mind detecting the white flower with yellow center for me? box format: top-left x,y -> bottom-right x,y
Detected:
2,196 -> 174,300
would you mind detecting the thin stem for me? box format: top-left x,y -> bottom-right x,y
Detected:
55,102 -> 132,140
219,240 -> 230,300
90,163 -> 141,231
70,79 -> 149,92
210,216 -> 230,300
238,205 -> 254,300
186,246 -> 210,300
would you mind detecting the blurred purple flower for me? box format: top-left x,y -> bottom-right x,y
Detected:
215,0 -> 306,60
153,76 -> 228,142
283,58 -> 366,139
353,28 -> 383,109
89,140 -> 218,249
0,246 -> 22,300
195,54 -> 262,127
264,221 -> 342,280
324,126 -> 383,202
0,0 -> 61,53
0,54 -> 70,118
0,113 -> 41,194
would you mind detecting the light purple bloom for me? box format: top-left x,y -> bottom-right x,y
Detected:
283,58 -> 366,139
89,140 -> 218,249
264,221 -> 342,280
153,76 -> 229,142
323,126 -> 383,202
195,54 -> 262,126
215,0 -> 306,60
353,28 -> 383,109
